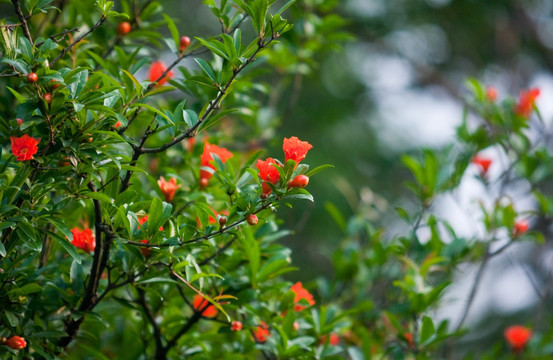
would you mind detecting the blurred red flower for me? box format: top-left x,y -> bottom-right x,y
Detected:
252,321 -> 270,343
199,142 -> 233,186
193,294 -> 218,318
149,61 -> 173,86
504,325 -> 532,353
514,220 -> 529,236
291,281 -> 315,311
471,155 -> 492,175
71,228 -> 95,253
320,333 -> 340,346
515,88 -> 540,117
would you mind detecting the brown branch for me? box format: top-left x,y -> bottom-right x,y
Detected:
35,27 -> 79,47
137,288 -> 164,357
51,14 -> 106,65
11,0 -> 33,45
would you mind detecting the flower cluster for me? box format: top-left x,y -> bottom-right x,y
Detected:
256,137 -> 312,196
70,228 -> 95,253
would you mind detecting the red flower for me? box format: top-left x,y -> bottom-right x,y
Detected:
149,61 -> 173,86
252,321 -> 270,343
471,155 -> 492,175
70,228 -> 95,253
137,215 -> 164,231
193,294 -> 218,318
199,142 -> 233,186
515,88 -> 540,117
10,134 -> 40,161
257,157 -> 280,195
114,121 -> 122,128
504,325 -> 532,353
291,281 -> 315,311
486,86 -> 498,102
283,137 -> 312,165
157,176 -> 181,202
404,332 -> 414,348
514,220 -> 529,236
196,208 -> 228,228
230,320 -> 242,331
320,333 -> 340,346
5,336 -> 26,350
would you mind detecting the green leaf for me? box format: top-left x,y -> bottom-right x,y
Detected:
195,58 -> 217,84
49,231 -> 81,264
305,164 -> 333,177
162,14 -> 180,52
420,315 -> 435,344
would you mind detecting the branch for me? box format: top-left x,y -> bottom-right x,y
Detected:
454,249 -> 490,332
35,27 -> 79,47
126,202 -> 273,248
11,0 -> 33,45
141,37 -> 274,154
137,288 -> 164,357
51,14 -> 106,65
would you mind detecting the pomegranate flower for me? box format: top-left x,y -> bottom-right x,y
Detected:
149,61 -> 173,86
515,88 -> 540,117
252,321 -> 270,343
320,333 -> 340,346
158,176 -> 181,202
514,220 -> 529,236
193,294 -> 218,318
283,136 -> 312,165
291,281 -> 315,311
199,142 -> 233,186
257,157 -> 281,195
471,155 -> 492,175
5,336 -> 26,350
504,325 -> 532,353
10,134 -> 40,161
486,86 -> 498,102
70,228 -> 95,253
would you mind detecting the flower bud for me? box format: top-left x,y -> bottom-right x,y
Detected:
5,336 -> 26,350
179,36 -> 191,52
247,214 -> 258,226
288,175 -> 309,188
230,320 -> 242,331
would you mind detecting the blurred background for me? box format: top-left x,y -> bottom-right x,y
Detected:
163,0 -> 553,350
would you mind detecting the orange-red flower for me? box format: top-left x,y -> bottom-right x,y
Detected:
5,336 -> 26,350
230,320 -> 242,331
514,220 -> 529,236
70,228 -> 95,253
291,281 -> 315,311
10,134 -> 40,161
283,137 -> 312,165
486,86 -> 498,102
252,321 -> 270,343
158,176 -> 181,202
149,61 -> 173,86
504,325 -> 532,353
199,142 -> 233,186
193,294 -> 218,318
257,157 -> 280,195
137,215 -> 164,231
320,333 -> 340,346
472,155 -> 492,175
515,88 -> 540,117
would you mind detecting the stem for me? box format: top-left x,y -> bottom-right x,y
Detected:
11,0 -> 33,45
51,14 -> 106,65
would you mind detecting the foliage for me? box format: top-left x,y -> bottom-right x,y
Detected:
1,0 -> 553,359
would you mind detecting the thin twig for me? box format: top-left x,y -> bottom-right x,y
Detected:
11,0 -> 33,44
51,14 -> 106,65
